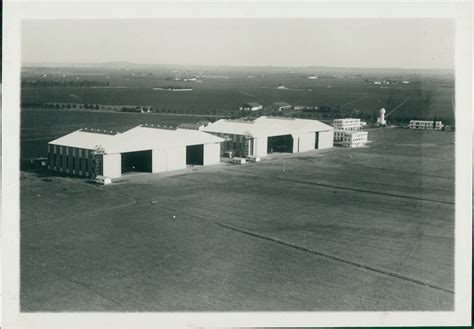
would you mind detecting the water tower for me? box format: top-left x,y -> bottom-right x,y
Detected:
378,108 -> 386,126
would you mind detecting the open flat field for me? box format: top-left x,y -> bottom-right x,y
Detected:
22,65 -> 454,120
21,128 -> 454,311
21,77 -> 454,118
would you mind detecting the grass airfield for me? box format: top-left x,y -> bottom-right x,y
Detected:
20,128 -> 454,311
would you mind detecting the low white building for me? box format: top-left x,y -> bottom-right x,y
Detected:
202,116 -> 334,158
334,130 -> 368,148
239,102 -> 263,111
271,102 -> 292,111
332,118 -> 362,131
48,124 -> 224,179
409,120 -> 443,130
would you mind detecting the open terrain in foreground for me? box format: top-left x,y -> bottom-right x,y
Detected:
20,128 -> 454,311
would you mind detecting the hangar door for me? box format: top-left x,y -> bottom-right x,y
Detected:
186,144 -> 204,165
121,150 -> 152,173
267,134 -> 293,153
315,132 -> 319,149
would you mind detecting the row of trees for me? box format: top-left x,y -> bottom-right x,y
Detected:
22,101 -> 220,115
22,102 -> 103,110
21,101 -> 452,126
21,80 -> 110,88
21,102 -> 153,113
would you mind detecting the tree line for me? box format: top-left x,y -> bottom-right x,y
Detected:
21,80 -> 110,88
21,102 -> 153,113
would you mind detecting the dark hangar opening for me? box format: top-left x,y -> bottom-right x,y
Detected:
186,144 -> 204,165
121,150 -> 152,173
267,134 -> 293,153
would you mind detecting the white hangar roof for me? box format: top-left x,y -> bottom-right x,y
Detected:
49,125 -> 224,154
254,116 -> 334,133
201,118 -> 282,137
48,129 -> 120,152
202,116 -> 334,138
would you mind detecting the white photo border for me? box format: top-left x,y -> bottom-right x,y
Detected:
3,1 -> 472,328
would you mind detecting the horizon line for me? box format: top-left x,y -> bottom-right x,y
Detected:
21,61 -> 455,72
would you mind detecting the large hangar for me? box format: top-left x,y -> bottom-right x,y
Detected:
48,124 -> 224,179
202,116 -> 334,158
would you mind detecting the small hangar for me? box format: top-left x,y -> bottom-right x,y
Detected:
48,124 -> 224,179
202,116 -> 334,158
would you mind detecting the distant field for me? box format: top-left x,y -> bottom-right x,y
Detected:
21,66 -> 455,121
21,81 -> 454,119
21,128 -> 454,311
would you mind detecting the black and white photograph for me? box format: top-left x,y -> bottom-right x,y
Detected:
2,1 -> 472,328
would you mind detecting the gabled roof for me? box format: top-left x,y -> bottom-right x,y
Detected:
49,125 -> 224,154
254,116 -> 334,133
202,116 -> 333,138
118,126 -> 223,153
49,130 -> 121,152
202,118 -> 282,137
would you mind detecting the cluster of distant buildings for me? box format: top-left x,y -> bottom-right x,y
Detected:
330,113 -> 445,148
239,102 -> 292,112
370,80 -> 410,85
376,108 -> 444,130
240,101 -> 326,113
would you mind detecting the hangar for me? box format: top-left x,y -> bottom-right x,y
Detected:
48,124 -> 224,179
202,116 -> 334,158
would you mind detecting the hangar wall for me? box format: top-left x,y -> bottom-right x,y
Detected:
318,130 -> 334,149
254,137 -> 268,157
103,154 -> 121,178
166,147 -> 186,171
152,148 -> 166,173
294,132 -> 316,153
203,143 -> 221,166
152,147 -> 187,173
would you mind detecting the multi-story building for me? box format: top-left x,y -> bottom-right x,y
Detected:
409,120 -> 444,130
332,118 -> 362,131
334,130 -> 368,148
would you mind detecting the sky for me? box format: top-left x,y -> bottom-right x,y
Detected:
22,19 -> 454,70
